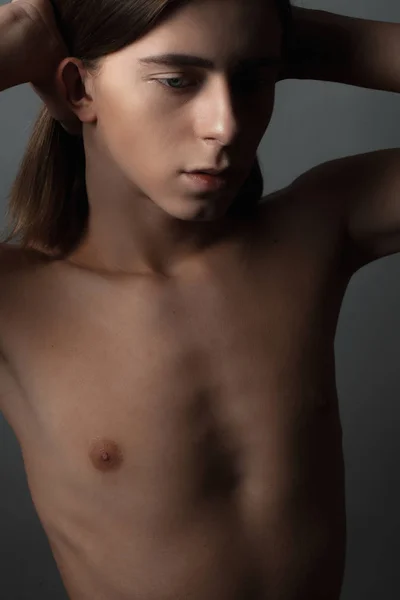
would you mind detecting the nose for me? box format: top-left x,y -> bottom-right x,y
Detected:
194,77 -> 241,148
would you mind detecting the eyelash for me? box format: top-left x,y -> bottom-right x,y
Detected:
156,74 -> 274,93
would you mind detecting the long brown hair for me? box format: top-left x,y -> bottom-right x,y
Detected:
1,0 -> 292,258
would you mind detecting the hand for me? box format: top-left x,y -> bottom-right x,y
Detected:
10,0 -> 82,135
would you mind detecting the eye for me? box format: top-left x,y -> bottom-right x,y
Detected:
155,73 -> 275,95
156,77 -> 196,91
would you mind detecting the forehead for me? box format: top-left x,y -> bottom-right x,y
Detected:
120,0 -> 281,69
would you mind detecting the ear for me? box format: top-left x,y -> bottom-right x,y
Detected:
57,57 -> 98,126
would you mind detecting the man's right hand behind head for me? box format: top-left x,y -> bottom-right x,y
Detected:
10,0 -> 82,135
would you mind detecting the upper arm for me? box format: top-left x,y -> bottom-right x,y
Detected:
292,148 -> 400,273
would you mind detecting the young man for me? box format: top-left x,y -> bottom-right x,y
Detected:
0,0 -> 399,598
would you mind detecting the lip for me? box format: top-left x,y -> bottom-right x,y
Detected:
183,171 -> 229,191
188,168 -> 231,175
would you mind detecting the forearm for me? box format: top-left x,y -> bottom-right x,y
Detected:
0,3 -> 34,91
283,6 -> 400,93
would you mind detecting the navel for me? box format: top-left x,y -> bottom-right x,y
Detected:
88,437 -> 124,472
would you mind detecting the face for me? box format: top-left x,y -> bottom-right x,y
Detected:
74,0 -> 282,222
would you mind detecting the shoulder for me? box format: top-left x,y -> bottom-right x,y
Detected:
0,242 -> 51,267
0,242 -> 53,302
259,167 -> 344,234
0,243 -> 53,355
256,167 -> 348,262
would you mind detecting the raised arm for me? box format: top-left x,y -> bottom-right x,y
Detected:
281,6 -> 400,273
0,2 -> 32,91
282,6 -> 400,94
0,0 -> 79,132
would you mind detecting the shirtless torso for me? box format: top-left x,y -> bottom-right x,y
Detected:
0,182 -> 353,600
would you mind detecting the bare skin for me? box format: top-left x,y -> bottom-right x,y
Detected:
0,181 -> 350,600
1,0 -> 399,598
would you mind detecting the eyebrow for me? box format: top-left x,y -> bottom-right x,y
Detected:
138,53 -> 282,70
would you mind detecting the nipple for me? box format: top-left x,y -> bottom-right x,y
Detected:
88,438 -> 124,472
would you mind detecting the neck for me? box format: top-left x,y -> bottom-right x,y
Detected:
66,158 -> 237,278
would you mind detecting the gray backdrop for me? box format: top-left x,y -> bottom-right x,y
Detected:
0,0 -> 399,598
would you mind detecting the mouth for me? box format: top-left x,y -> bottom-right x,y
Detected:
183,171 -> 229,191
187,168 -> 231,176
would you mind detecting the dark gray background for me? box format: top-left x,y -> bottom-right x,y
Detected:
0,0 -> 399,598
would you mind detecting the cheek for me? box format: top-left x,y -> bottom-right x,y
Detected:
96,109 -> 147,169
91,85 -> 180,183
99,121 -> 177,188
101,97 -> 179,160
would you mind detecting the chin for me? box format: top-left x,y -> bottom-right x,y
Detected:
158,195 -> 233,223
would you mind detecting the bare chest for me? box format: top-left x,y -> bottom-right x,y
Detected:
0,230 -> 345,497
0,212 -> 349,599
